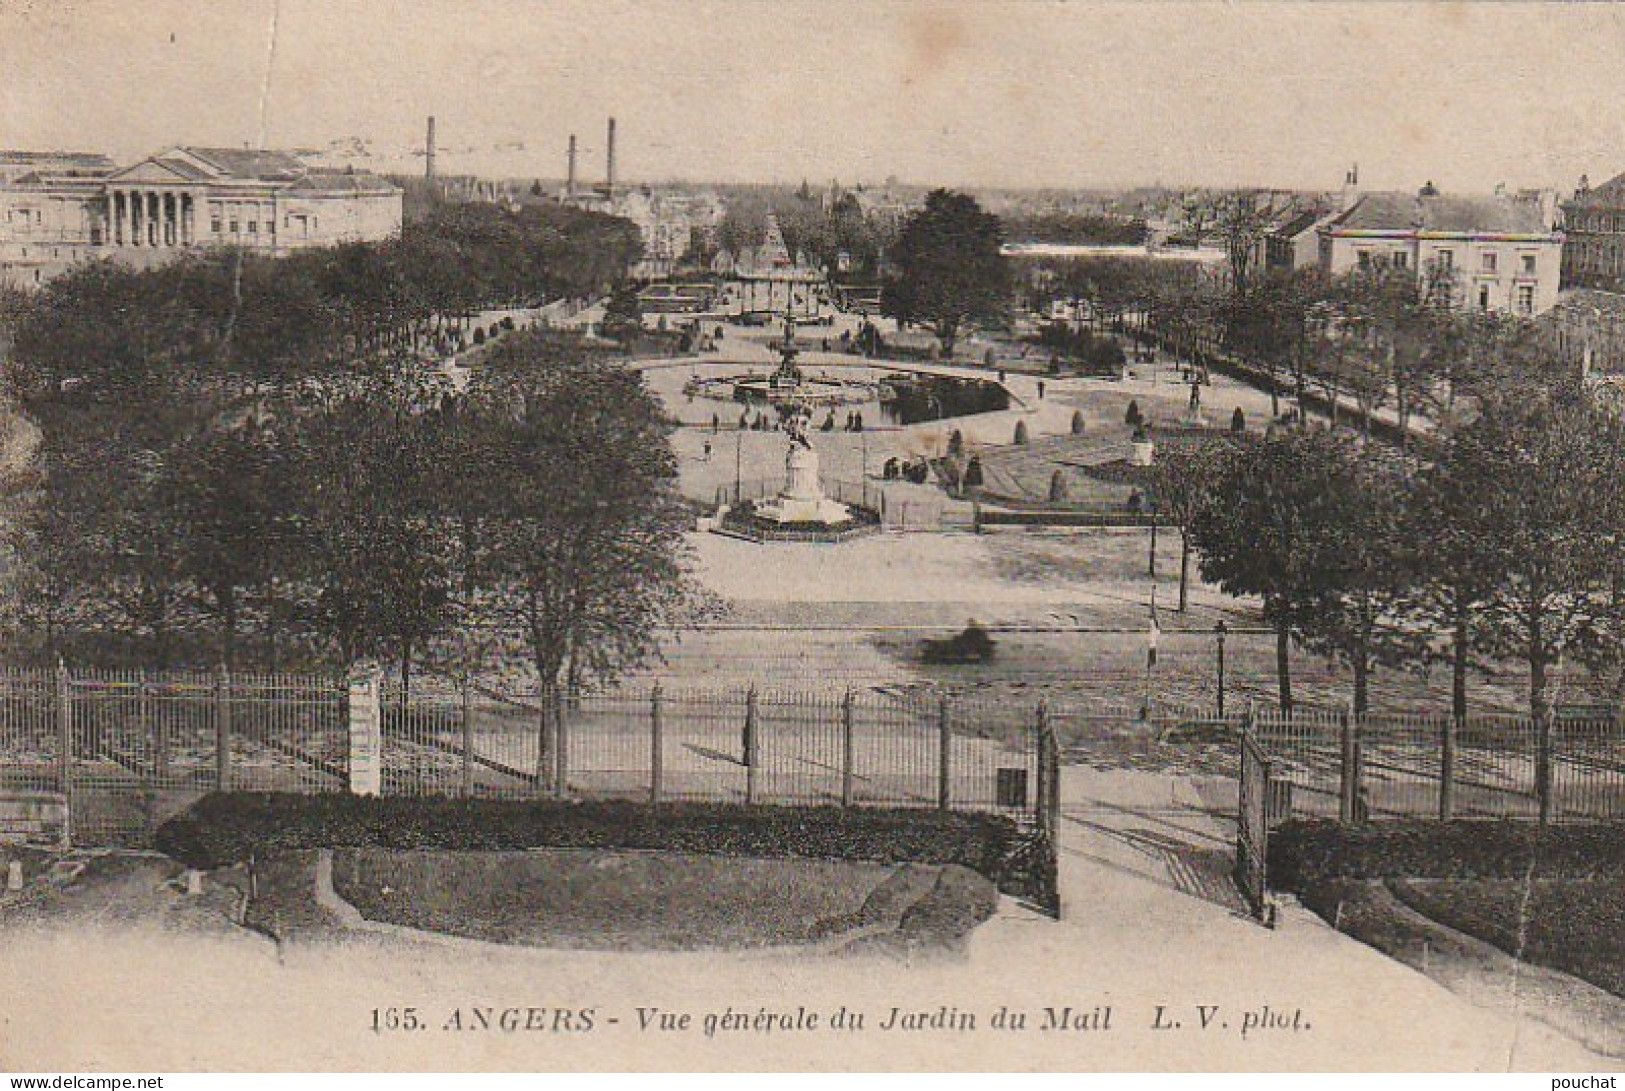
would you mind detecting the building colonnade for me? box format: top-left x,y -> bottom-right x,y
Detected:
105,189 -> 197,248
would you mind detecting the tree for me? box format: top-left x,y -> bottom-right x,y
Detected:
1181,190 -> 1280,298
601,283 -> 643,344
463,334 -> 701,705
883,190 -> 1010,355
1188,430 -> 1355,713
1149,440 -> 1238,613
1448,396 -> 1619,822
1292,443 -> 1425,715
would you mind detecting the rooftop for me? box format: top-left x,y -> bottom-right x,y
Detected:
1329,190 -> 1555,236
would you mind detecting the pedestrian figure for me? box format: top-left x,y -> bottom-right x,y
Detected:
712,412 -> 721,434
1037,380 -> 1046,400
702,440 -> 712,461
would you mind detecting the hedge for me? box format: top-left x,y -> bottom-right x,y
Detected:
156,793 -> 1020,888
1268,819 -> 1625,889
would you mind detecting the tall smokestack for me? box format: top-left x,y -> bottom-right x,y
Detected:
426,116 -> 437,181
567,134 -> 577,198
606,117 -> 617,198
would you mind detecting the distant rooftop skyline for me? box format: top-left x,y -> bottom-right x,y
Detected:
3,1 -> 1623,194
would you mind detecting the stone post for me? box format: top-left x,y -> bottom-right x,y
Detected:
346,662 -> 383,796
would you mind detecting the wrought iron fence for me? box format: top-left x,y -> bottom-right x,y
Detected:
1250,707 -> 1625,823
1,668 -> 1045,847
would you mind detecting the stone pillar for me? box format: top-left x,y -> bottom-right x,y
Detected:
127,191 -> 138,246
346,663 -> 383,796
148,192 -> 159,246
105,192 -> 116,246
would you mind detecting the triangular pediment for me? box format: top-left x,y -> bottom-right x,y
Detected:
106,158 -> 197,184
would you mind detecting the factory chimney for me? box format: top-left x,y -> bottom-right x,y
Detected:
606,117 -> 617,199
567,133 -> 577,198
426,116 -> 437,182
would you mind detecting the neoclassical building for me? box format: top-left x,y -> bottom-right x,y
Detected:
0,146 -> 402,288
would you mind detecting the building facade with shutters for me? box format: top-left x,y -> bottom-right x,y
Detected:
1318,184 -> 1563,317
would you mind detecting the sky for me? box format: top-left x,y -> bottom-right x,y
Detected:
4,0 -> 1625,194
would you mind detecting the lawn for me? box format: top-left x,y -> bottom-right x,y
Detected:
331,847 -> 927,950
1390,878 -> 1625,999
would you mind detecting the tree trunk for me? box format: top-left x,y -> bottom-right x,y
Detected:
1275,619 -> 1294,715
219,586 -> 238,672
1352,653 -> 1370,717
1452,602 -> 1470,723
1530,649 -> 1554,826
1178,532 -> 1190,613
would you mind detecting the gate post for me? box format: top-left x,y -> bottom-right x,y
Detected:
840,688 -> 855,808
460,677 -> 475,799
214,665 -> 232,793
55,661 -> 72,844
346,662 -> 383,796
937,693 -> 953,811
1440,714 -> 1457,820
650,685 -> 664,805
744,686 -> 759,804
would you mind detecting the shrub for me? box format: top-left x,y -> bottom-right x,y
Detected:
1013,420 -> 1029,445
963,455 -> 984,488
1070,410 -> 1086,435
156,793 -> 1024,892
1231,406 -> 1246,433
501,316 -> 516,331
1047,469 -> 1069,503
1124,399 -> 1142,427
1267,819 -> 1625,890
920,621 -> 997,665
948,429 -> 964,457
472,327 -> 486,345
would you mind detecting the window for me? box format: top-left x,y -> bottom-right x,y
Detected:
1482,251 -> 1498,274
1394,251 -> 1408,270
1517,285 -> 1535,315
1437,249 -> 1454,270
1522,254 -> 1537,274
211,218 -> 222,234
247,221 -> 257,235
229,219 -> 239,234
1478,285 -> 1490,310
1357,249 -> 1372,269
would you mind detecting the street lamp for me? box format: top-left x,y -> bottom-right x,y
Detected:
1215,620 -> 1228,719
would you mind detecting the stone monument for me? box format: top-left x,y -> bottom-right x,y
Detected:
753,321 -> 853,526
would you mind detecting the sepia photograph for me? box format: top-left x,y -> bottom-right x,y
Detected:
1,0 -> 1624,1076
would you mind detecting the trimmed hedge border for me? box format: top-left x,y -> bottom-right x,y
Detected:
1268,819 -> 1625,890
156,792 -> 1021,891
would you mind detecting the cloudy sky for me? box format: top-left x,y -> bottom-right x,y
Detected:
4,1 -> 1625,193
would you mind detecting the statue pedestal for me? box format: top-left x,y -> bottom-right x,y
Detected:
756,442 -> 852,525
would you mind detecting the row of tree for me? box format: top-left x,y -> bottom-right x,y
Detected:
1150,383 -> 1625,751
5,201 -> 642,404
4,330 -> 701,697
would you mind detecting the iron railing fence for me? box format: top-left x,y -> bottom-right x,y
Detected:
2,669 -> 1046,847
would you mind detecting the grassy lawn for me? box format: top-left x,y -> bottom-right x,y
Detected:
331,847 -> 912,950
1391,878 -> 1625,999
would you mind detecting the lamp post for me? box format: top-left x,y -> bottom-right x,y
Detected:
1147,498 -> 1159,578
734,425 -> 743,505
1215,619 -> 1228,719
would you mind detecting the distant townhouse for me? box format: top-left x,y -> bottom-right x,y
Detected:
1560,172 -> 1625,292
0,145 -> 403,289
1318,182 -> 1563,317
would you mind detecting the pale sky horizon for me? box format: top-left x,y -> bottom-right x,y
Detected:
4,1 -> 1625,195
